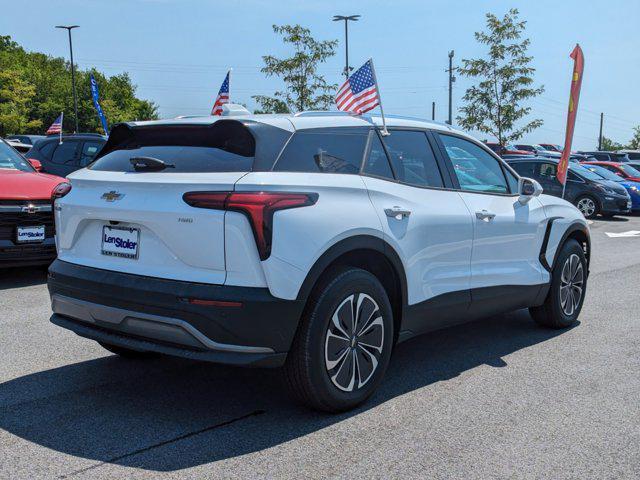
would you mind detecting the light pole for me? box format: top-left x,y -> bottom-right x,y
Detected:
332,15 -> 360,79
56,25 -> 80,133
446,50 -> 455,125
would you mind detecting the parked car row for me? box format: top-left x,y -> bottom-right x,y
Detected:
507,157 -> 634,218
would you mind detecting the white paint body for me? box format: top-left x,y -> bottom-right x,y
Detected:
55,114 -> 587,305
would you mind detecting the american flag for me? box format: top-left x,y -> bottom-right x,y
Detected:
335,59 -> 380,114
46,113 -> 63,135
211,70 -> 230,116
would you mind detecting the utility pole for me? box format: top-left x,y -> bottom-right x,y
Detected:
598,112 -> 604,150
446,50 -> 455,125
333,15 -> 360,79
56,25 -> 80,133
432,101 -> 435,121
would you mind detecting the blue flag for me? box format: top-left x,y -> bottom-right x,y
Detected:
90,73 -> 109,135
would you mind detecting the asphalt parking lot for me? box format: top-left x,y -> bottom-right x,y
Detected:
1,216 -> 639,480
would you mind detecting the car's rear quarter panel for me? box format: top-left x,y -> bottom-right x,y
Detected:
234,172 -> 384,300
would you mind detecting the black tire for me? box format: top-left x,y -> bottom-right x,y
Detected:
284,267 -> 394,412
574,195 -> 599,219
98,342 -> 158,359
530,239 -> 587,329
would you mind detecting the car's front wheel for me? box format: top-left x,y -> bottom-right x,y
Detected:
284,267 -> 394,412
530,239 -> 587,328
575,195 -> 599,218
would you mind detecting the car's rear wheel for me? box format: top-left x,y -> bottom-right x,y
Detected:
530,239 -> 587,328
98,342 -> 158,359
284,267 -> 394,412
575,195 -> 599,218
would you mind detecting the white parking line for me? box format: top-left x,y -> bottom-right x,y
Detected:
605,230 -> 640,238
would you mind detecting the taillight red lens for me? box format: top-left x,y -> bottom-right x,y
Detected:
183,191 -> 318,260
51,182 -> 72,201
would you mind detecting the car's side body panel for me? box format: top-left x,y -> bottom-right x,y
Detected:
236,171 -> 384,300
362,176 -> 474,305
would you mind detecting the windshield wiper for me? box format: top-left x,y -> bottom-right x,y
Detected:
130,156 -> 175,171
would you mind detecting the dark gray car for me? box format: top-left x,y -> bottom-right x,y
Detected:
26,134 -> 106,177
507,157 -> 631,218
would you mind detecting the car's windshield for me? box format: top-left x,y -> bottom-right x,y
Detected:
569,163 -> 604,181
583,164 -> 623,182
0,141 -> 34,172
619,163 -> 640,176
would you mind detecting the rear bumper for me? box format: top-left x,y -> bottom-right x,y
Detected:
47,260 -> 305,367
0,238 -> 56,268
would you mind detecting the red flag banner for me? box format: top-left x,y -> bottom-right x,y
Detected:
557,44 -> 585,185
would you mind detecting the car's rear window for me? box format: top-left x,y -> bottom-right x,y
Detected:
274,127 -> 368,174
90,121 -> 257,173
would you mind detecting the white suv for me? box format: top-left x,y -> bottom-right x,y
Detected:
48,110 -> 590,412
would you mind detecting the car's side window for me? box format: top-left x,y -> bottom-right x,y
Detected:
438,134 -> 509,193
537,162 -> 557,178
274,127 -> 368,174
39,141 -> 57,159
79,142 -> 103,167
504,166 -> 519,192
363,131 -> 394,180
51,141 -> 80,165
382,130 -> 444,188
510,161 -> 534,178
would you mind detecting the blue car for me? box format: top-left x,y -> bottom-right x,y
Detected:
582,164 -> 640,212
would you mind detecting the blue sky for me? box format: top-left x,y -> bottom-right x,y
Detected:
2,0 -> 638,149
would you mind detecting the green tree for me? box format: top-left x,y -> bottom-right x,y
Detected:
253,25 -> 338,113
0,35 -> 158,134
457,9 -> 544,145
627,126 -> 640,150
0,69 -> 42,136
600,136 -> 623,151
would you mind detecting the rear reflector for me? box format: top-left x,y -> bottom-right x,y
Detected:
183,191 -> 318,260
182,298 -> 242,308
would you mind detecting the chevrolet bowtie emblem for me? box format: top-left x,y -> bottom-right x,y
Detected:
21,205 -> 39,214
101,191 -> 124,202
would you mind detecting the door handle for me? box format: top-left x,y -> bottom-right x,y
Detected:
475,210 -> 496,222
385,206 -> 411,219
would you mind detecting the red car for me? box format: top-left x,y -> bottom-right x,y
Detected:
582,161 -> 640,183
484,142 -> 530,156
0,139 -> 68,268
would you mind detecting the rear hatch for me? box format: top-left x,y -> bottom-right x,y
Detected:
55,119 -> 292,284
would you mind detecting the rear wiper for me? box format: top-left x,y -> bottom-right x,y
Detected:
130,156 -> 175,171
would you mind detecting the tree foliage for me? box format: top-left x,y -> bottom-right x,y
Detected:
457,9 -> 544,145
0,35 -> 158,136
627,126 -> 640,150
253,25 -> 338,113
600,136 -> 624,151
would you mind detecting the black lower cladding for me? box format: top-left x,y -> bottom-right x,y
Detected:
399,284 -> 549,342
47,260 -> 305,361
0,239 -> 56,267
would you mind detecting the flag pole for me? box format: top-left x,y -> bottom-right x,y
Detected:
228,68 -> 232,103
59,111 -> 64,144
368,58 -> 389,136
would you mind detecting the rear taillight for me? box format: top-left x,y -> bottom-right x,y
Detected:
52,182 -> 72,201
183,191 -> 318,260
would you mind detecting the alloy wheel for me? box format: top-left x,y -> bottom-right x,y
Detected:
577,197 -> 596,217
559,253 -> 584,316
324,293 -> 385,392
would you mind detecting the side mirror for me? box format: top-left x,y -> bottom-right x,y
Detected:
518,177 -> 543,205
27,158 -> 42,172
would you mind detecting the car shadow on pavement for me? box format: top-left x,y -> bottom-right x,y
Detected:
0,267 -> 48,291
0,309 -> 573,474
